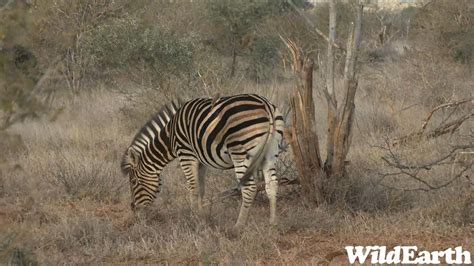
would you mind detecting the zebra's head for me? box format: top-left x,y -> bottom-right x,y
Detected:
121,147 -> 160,211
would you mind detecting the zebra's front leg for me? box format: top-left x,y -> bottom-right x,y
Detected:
179,158 -> 202,212
235,178 -> 257,229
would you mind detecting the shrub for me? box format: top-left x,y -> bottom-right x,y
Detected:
86,17 -> 196,87
411,0 -> 474,66
52,155 -> 123,203
246,36 -> 282,82
0,233 -> 38,266
0,2 -> 46,131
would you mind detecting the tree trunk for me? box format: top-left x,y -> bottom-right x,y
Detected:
325,0 -> 338,176
282,0 -> 364,204
281,38 -> 325,204
330,3 -> 363,179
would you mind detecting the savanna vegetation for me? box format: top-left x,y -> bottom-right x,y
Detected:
0,0 -> 472,264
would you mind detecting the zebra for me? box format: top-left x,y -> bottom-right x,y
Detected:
121,94 -> 285,228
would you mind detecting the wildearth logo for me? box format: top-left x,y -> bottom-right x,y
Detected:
344,246 -> 472,264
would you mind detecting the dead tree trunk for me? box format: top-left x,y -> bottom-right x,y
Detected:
327,3 -> 363,180
281,38 -> 325,203
325,0 -> 338,176
283,0 -> 364,204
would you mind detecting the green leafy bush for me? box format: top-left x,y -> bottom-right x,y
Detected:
246,36 -> 282,82
86,17 -> 196,84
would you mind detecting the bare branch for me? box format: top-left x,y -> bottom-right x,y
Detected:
431,113 -> 473,137
382,144 -> 473,171
379,165 -> 471,192
326,0 -> 337,108
329,2 -> 363,179
379,138 -> 473,192
421,98 -> 473,130
285,0 -> 344,51
392,98 -> 473,147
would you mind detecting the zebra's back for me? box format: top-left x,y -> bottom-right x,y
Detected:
171,94 -> 284,170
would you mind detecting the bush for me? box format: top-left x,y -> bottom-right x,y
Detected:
411,0 -> 474,66
86,17 -> 196,86
206,0 -> 310,78
0,233 -> 38,266
53,155 -> 123,203
0,2 -> 46,131
246,36 -> 282,82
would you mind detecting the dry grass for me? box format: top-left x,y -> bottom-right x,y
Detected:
1,62 -> 472,264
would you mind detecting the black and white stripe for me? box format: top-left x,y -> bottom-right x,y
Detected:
122,94 -> 285,227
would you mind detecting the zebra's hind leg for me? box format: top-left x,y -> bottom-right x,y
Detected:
262,157 -> 278,225
235,177 -> 257,229
197,164 -> 206,211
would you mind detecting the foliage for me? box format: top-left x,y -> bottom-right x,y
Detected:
411,0 -> 474,65
0,1 -> 45,131
30,0 -> 128,93
206,0 -> 309,77
246,36 -> 282,82
86,17 -> 197,86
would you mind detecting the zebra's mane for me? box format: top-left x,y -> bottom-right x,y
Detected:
131,98 -> 183,146
122,98 -> 183,174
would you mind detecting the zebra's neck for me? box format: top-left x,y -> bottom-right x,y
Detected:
131,123 -> 175,170
129,104 -> 180,172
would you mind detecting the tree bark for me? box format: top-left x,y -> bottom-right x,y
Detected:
330,3 -> 363,179
325,0 -> 338,175
281,37 -> 325,204
281,0 -> 364,204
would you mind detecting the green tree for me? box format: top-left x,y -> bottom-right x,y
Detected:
30,0 -> 127,93
86,16 -> 197,89
207,0 -> 309,77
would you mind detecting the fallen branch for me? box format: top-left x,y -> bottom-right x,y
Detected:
202,177 -> 300,207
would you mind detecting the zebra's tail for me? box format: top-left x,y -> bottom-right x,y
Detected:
238,102 -> 276,187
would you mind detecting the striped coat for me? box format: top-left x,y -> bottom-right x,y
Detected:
122,94 -> 284,228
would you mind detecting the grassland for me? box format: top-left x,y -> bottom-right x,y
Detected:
1,64 -> 472,264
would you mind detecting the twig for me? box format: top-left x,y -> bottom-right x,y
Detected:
427,113 -> 473,138
421,98 -> 473,130
201,177 -> 300,207
379,165 -> 471,192
285,0 -> 344,51
0,0 -> 13,14
392,98 -> 473,147
379,140 -> 473,192
382,144 -> 473,171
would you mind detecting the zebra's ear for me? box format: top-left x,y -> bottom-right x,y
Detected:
127,147 -> 140,167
